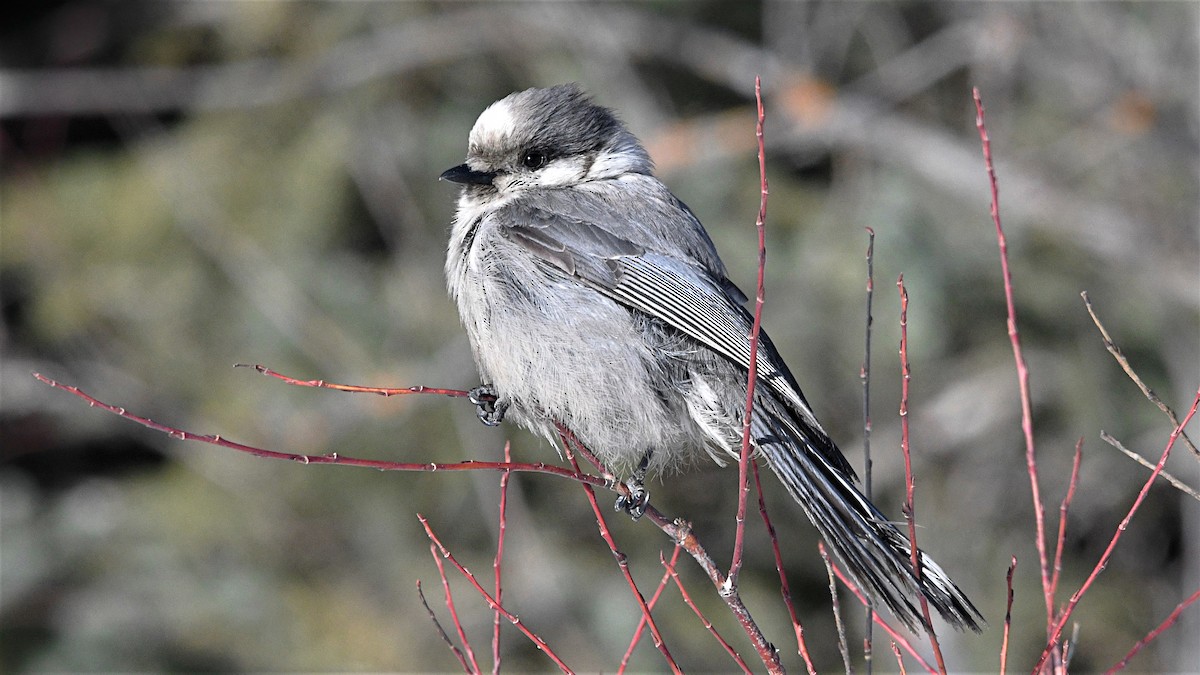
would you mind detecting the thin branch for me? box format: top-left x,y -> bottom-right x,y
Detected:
730,74 -> 769,589
664,553 -> 754,674
974,88 -> 1054,632
559,433 -> 681,675
1032,388 -> 1200,674
235,363 -> 471,398
1001,556 -> 1017,675
891,642 -> 908,675
428,543 -> 481,674
1049,439 -> 1083,604
861,226 -> 877,675
36,371 -> 785,672
417,580 -> 473,674
1081,292 -> 1198,458
821,544 -> 854,675
420,515 -> 572,673
620,545 -> 683,673
1106,587 -> 1200,674
492,442 -> 513,675
822,543 -> 937,675
1100,431 -> 1200,502
753,460 -> 817,675
896,276 -> 947,674
32,373 -> 605,485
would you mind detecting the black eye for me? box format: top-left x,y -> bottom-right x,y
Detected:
521,149 -> 547,170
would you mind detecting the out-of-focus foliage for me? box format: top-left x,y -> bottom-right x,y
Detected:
2,2 -> 1196,672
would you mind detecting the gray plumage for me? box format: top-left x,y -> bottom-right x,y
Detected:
442,84 -> 983,634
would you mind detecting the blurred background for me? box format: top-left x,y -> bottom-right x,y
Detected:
2,2 -> 1197,672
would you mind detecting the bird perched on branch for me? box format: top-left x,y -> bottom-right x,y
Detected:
441,83 -> 983,634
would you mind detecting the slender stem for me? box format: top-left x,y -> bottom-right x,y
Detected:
730,74 -> 769,589
973,88 -> 1054,633
1032,388 -> 1200,673
420,515 -> 572,673
896,277 -> 946,674
862,226 -> 876,674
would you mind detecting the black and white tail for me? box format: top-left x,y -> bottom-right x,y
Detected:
752,391 -> 985,634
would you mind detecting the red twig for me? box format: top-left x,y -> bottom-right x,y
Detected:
665,552 -> 753,674
492,442 -> 512,675
822,543 -> 937,675
35,371 -> 785,671
235,363 -> 471,398
753,461 -> 817,675
559,434 -> 681,674
416,580 -> 473,674
730,74 -> 769,589
1001,556 -> 1017,675
1106,587 -> 1200,674
1032,388 -> 1200,673
620,545 -> 683,673
891,642 -> 908,675
559,429 -> 784,673
419,515 -> 572,673
896,276 -> 946,674
1049,439 -> 1083,605
32,373 -> 606,485
428,542 -> 481,674
973,88 -> 1054,633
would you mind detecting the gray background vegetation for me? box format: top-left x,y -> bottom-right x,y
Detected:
2,2 -> 1197,672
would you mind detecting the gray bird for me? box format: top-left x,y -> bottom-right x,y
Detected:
441,83 -> 983,634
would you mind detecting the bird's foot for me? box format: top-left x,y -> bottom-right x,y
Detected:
468,384 -> 508,427
614,451 -> 653,520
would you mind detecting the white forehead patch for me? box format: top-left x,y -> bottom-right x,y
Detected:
469,98 -> 516,150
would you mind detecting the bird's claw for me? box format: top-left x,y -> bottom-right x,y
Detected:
614,450 -> 653,520
468,384 -> 508,427
614,477 -> 650,520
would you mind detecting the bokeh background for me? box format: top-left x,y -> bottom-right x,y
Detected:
2,2 -> 1197,672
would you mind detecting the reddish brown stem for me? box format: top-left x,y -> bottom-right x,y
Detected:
1049,439 -> 1083,606
896,276 -> 946,674
420,515 -> 572,673
620,546 -> 683,673
32,373 -> 604,484
34,371 -> 783,671
822,543 -> 937,675
1001,556 -> 1017,675
560,434 -> 681,675
730,74 -> 769,589
1032,388 -> 1200,673
492,442 -> 512,675
891,641 -> 908,675
665,553 -> 753,674
1106,587 -> 1200,673
236,363 -> 471,398
428,542 -> 481,673
973,88 -> 1054,633
753,460 -> 817,675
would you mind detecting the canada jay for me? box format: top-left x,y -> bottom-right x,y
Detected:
441,84 -> 983,633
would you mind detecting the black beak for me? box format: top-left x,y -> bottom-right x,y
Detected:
440,163 -> 496,186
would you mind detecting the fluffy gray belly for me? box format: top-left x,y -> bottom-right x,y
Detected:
454,239 -> 715,473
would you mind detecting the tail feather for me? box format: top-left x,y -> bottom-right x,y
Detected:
752,399 -> 985,634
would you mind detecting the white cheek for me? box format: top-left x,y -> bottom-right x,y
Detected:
534,161 -> 587,187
